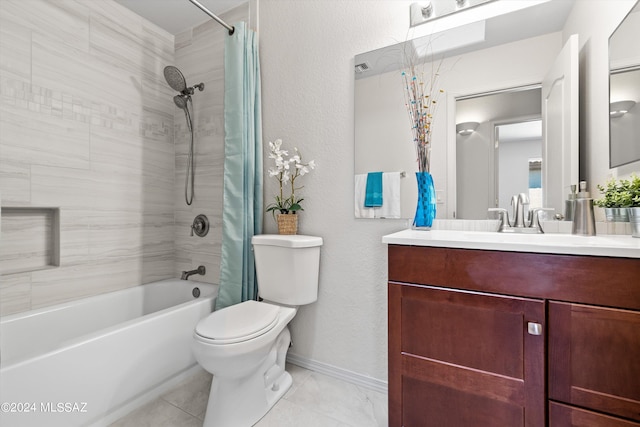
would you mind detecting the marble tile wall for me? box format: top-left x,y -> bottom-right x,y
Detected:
172,4 -> 250,284
0,0 -> 176,315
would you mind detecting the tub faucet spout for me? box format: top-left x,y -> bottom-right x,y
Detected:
181,265 -> 206,280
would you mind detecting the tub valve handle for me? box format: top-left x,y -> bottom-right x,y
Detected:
191,214 -> 209,237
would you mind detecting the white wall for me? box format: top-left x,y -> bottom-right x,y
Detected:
260,0 -> 419,383
259,0 -> 639,384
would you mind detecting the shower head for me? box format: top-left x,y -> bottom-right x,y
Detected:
164,65 -> 205,97
164,65 -> 187,93
173,94 -> 189,110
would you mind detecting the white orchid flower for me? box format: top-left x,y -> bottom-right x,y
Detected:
308,160 -> 316,169
298,165 -> 310,176
268,167 -> 280,177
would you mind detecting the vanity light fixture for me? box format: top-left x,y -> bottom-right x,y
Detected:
410,0 -> 493,27
409,0 -> 551,30
610,100 -> 636,118
456,121 -> 479,135
420,0 -> 434,19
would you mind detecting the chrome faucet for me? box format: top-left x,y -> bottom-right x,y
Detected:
512,193 -> 530,228
489,194 -> 555,234
181,265 -> 206,280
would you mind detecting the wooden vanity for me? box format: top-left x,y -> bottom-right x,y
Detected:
384,230 -> 640,426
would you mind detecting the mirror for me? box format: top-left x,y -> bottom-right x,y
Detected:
354,0 -> 575,219
609,0 -> 640,168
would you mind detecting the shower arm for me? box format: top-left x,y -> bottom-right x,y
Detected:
186,0 -> 235,35
183,83 -> 205,96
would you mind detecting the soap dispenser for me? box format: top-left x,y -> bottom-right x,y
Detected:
564,184 -> 577,221
572,181 -> 596,236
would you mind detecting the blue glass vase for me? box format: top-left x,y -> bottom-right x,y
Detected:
413,171 -> 436,228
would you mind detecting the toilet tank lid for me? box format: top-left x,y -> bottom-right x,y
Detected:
252,234 -> 323,248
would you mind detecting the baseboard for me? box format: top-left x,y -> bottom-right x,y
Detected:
286,353 -> 388,395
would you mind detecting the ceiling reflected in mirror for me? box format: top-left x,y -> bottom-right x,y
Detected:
354,0 -> 574,82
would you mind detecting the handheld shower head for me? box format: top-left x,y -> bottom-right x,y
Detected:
173,94 -> 189,110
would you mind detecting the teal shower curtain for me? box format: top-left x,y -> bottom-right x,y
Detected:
217,22 -> 263,310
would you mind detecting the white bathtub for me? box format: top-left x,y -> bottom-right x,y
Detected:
0,278 -> 217,427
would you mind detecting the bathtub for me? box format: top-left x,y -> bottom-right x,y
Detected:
0,278 -> 217,427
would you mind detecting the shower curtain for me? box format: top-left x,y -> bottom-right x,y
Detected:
217,22 -> 263,310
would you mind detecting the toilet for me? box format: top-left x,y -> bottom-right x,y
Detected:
192,234 -> 323,427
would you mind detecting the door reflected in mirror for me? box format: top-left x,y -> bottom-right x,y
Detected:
455,88 -> 542,219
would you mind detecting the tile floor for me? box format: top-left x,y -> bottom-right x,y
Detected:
109,364 -> 388,427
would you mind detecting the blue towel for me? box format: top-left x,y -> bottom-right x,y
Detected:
364,172 -> 383,207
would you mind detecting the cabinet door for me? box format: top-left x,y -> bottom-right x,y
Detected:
550,402 -> 640,427
388,283 -> 545,427
549,302 -> 640,421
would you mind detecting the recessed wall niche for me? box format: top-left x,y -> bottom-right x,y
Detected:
0,207 -> 60,275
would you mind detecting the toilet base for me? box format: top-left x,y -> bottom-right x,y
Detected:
202,328 -> 292,427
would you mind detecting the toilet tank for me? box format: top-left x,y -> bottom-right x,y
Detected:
252,235 -> 323,305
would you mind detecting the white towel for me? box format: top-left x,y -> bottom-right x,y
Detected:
374,172 -> 402,218
354,174 -> 375,218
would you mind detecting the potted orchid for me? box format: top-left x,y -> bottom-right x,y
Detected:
266,139 -> 315,234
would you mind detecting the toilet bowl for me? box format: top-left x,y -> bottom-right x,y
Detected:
192,301 -> 297,426
193,234 -> 322,427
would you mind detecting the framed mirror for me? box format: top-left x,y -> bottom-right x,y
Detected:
354,0 -> 576,219
609,0 -> 640,168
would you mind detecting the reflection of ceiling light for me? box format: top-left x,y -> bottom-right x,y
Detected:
610,100 -> 636,118
456,121 -> 479,135
411,20 -> 485,59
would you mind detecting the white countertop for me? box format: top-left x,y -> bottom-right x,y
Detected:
382,229 -> 640,258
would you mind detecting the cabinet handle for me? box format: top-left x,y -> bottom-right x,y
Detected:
527,322 -> 543,336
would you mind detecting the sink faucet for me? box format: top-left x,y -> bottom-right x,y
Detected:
512,193 -> 530,228
181,265 -> 206,280
489,193 -> 556,233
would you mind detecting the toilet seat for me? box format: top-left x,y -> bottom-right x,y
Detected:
195,300 -> 280,345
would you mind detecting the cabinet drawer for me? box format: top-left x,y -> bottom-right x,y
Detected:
549,302 -> 640,421
550,402 -> 640,427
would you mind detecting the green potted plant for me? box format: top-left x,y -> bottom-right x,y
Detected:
594,177 -> 632,222
595,175 -> 640,237
626,174 -> 640,238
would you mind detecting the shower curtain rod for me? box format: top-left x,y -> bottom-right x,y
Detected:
187,0 -> 235,35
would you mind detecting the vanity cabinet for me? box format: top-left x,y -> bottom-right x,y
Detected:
387,245 -> 640,427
